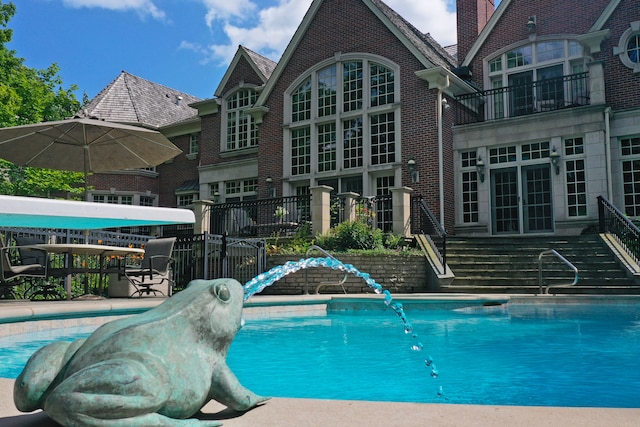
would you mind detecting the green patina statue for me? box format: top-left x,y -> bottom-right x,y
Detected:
14,279 -> 268,426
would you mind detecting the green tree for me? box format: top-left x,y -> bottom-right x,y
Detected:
0,1 -> 85,198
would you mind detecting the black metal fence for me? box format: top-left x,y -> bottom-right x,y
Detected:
207,195 -> 311,237
410,196 -> 447,269
597,195 -> 640,264
330,194 -> 393,232
455,72 -> 589,125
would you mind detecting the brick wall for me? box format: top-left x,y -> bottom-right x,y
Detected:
456,0 -> 495,63
263,254 -> 429,295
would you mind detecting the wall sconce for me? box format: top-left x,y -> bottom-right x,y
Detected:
266,177 -> 275,198
407,157 -> 419,183
441,98 -> 451,110
212,191 -> 220,203
527,16 -> 537,33
550,147 -> 561,175
476,157 -> 486,183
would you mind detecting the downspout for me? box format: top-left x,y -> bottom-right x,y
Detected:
604,107 -> 613,199
437,89 -> 445,229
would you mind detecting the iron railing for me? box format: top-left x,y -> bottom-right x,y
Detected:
410,196 -> 447,268
207,195 -> 311,237
330,194 -> 394,232
598,195 -> 640,264
455,72 -> 589,125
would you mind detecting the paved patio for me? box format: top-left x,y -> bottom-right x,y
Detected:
1,296 -> 639,426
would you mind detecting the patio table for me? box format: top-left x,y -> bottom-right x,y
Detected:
26,244 -> 144,300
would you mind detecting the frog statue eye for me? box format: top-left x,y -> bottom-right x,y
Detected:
214,283 -> 231,302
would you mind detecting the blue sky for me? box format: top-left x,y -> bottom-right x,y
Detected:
9,0 -> 461,101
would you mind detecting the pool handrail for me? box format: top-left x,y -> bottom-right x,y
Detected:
538,249 -> 579,295
304,245 -> 348,295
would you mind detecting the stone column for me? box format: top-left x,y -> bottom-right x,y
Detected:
390,187 -> 413,237
587,60 -> 605,105
310,185 -> 333,236
192,200 -> 213,235
339,192 -> 360,222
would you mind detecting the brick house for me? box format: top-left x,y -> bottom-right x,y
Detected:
85,0 -> 640,240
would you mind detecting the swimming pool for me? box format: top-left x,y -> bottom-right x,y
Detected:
2,302 -> 639,408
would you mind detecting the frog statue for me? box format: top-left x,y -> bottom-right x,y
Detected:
14,278 -> 269,427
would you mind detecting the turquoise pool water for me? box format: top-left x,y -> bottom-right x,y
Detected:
2,303 -> 639,407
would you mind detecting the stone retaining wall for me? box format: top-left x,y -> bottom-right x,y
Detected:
264,254 -> 428,295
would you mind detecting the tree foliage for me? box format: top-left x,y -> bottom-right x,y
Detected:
0,1 -> 85,198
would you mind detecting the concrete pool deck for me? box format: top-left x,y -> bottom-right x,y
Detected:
1,294 -> 640,426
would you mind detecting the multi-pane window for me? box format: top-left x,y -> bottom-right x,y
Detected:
318,123 -> 336,172
489,145 -> 517,164
461,151 -> 479,223
370,63 -> 394,107
177,194 -> 194,207
291,127 -> 311,175
292,78 -> 312,122
621,137 -> 640,216
93,195 -> 131,204
564,137 -> 586,217
343,118 -> 363,169
521,141 -> 550,160
343,61 -> 363,112
628,34 -> 640,63
223,179 -> 257,202
370,112 -> 395,165
226,89 -> 258,151
506,45 -> 532,68
139,196 -> 154,207
189,134 -> 199,155
318,65 -> 337,117
288,57 -> 398,188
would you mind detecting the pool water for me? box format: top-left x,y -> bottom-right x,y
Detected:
1,303 -> 639,408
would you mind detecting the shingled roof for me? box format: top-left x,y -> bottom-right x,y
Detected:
242,46 -> 277,80
370,0 -> 457,69
80,71 -> 202,129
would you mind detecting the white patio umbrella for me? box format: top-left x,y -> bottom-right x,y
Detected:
0,117 -> 182,197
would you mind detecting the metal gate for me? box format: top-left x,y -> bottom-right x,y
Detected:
172,233 -> 267,291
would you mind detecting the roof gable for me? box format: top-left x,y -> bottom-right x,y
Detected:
254,0 -> 456,108
214,46 -> 277,97
81,71 -> 201,129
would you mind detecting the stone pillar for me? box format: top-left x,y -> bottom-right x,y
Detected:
310,185 -> 333,236
192,200 -> 213,235
587,60 -> 605,105
391,187 -> 413,237
339,192 -> 360,222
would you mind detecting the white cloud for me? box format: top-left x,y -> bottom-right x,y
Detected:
61,0 -> 166,20
195,0 -> 457,66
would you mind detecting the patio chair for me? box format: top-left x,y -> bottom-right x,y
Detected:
0,235 -> 48,298
122,237 -> 176,298
13,236 -> 65,300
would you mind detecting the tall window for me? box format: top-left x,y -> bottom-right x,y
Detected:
375,175 -> 394,232
226,89 -> 258,151
189,134 -> 199,156
564,137 -> 586,217
461,151 -> 479,223
621,137 -> 640,216
288,56 -> 398,186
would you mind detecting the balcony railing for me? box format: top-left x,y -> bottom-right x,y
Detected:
455,72 -> 589,125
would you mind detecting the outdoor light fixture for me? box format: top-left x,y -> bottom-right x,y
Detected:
212,191 -> 220,203
266,177 -> 275,197
550,147 -> 561,175
441,98 -> 451,110
527,16 -> 537,33
407,157 -> 419,183
476,157 -> 486,183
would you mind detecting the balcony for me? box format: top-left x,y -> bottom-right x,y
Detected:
455,72 -> 590,125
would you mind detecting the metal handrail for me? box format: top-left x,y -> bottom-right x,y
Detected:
304,245 -> 348,295
538,249 -> 578,295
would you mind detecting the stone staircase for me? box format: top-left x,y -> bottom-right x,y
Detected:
442,234 -> 640,294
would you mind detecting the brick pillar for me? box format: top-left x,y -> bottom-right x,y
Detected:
193,200 -> 213,235
391,187 -> 413,237
310,185 -> 333,236
339,192 -> 359,222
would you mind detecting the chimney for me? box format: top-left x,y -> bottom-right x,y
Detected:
457,0 -> 495,63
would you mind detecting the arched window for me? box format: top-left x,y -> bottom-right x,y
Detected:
285,56 -> 398,195
614,22 -> 640,72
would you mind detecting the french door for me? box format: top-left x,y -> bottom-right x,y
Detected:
491,164 -> 553,234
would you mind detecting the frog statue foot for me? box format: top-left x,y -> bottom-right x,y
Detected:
14,279 -> 269,427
